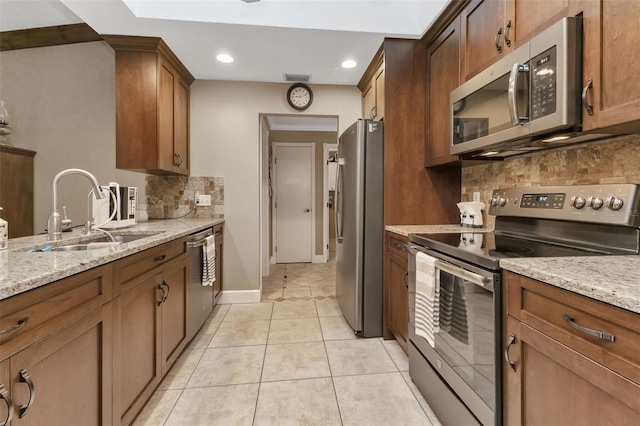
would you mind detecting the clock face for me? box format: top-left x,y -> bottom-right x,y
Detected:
287,84 -> 313,110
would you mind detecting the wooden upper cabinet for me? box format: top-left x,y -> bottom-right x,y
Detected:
425,16 -> 463,167
461,0 -> 582,81
582,0 -> 640,132
104,36 -> 194,176
358,48 -> 385,120
0,145 -> 35,237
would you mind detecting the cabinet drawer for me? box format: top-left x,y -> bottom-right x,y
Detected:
113,237 -> 188,293
386,233 -> 408,261
0,265 -> 113,360
505,272 -> 640,385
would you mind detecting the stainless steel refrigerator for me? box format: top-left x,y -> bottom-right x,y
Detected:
335,119 -> 383,337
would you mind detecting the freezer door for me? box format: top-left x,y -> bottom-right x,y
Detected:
335,120 -> 365,334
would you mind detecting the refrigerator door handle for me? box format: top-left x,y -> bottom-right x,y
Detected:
336,158 -> 344,243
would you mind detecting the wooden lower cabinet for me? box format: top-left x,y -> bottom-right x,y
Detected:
384,232 -> 409,351
214,223 -> 223,300
0,360 -> 9,425
504,273 -> 640,424
113,256 -> 188,426
7,305 -> 113,426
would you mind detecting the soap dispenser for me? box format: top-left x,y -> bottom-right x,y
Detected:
0,207 -> 7,250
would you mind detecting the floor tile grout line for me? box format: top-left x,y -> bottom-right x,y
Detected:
400,372 -> 438,426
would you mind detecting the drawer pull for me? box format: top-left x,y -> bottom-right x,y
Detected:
504,333 -> 517,372
0,384 -> 13,426
19,370 -> 34,418
153,254 -> 167,262
563,314 -> 615,342
0,317 -> 29,337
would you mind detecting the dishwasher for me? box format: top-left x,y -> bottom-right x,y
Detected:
186,227 -> 216,341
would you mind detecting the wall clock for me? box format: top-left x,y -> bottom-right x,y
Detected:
287,83 -> 313,111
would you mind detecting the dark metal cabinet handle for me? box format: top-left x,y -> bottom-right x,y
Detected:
504,20 -> 512,47
177,154 -> 183,167
563,314 -> 615,342
162,281 -> 171,301
582,79 -> 594,115
157,283 -> 167,306
0,384 -> 13,426
403,272 -> 409,289
154,254 -> 167,263
495,27 -> 503,53
0,317 -> 29,336
19,369 -> 34,419
504,333 -> 517,372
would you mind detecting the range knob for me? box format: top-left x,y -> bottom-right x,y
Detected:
605,196 -> 624,211
498,197 -> 507,206
571,196 -> 586,209
588,196 -> 604,210
490,196 -> 499,206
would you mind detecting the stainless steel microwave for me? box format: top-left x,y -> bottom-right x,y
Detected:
450,17 -> 603,158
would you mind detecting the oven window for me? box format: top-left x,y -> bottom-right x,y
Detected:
435,272 -> 495,410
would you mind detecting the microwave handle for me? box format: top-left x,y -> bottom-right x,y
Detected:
508,63 -> 528,125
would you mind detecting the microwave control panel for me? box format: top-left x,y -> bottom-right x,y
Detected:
530,46 -> 557,120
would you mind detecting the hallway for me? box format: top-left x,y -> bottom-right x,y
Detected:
133,255 -> 440,425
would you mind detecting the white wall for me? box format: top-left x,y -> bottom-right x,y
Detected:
190,81 -> 360,293
0,42 -> 147,233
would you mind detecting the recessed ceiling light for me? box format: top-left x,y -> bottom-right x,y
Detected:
216,54 -> 234,63
341,60 -> 357,69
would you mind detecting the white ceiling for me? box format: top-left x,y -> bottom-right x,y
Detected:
1,0 -> 449,85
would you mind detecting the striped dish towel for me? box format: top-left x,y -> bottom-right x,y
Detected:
415,251 -> 440,348
202,235 -> 216,286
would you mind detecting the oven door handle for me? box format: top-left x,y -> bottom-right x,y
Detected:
435,259 -> 494,290
407,245 -> 494,291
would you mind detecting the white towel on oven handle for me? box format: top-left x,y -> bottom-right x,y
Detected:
414,251 -> 439,348
202,235 -> 216,286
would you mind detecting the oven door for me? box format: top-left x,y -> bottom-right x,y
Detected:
408,244 -> 502,426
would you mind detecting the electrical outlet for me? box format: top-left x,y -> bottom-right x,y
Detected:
195,194 -> 211,206
473,191 -> 481,202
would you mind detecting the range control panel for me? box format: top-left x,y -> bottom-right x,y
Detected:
488,184 -> 640,227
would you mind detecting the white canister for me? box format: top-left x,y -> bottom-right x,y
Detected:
0,207 -> 7,250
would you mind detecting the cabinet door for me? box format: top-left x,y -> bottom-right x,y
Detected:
158,60 -> 177,172
113,276 -> 162,426
0,360 -> 10,426
374,66 -> 385,120
160,258 -> 188,375
582,0 -> 640,131
0,146 -> 35,238
387,253 -> 408,350
461,0 -> 506,81
174,76 -> 190,175
426,16 -> 462,167
504,0 -> 582,49
362,82 -> 375,119
9,306 -> 112,426
503,316 -> 640,425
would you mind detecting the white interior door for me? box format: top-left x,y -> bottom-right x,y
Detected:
274,143 -> 314,263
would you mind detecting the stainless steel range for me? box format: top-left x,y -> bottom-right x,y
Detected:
407,184 -> 640,426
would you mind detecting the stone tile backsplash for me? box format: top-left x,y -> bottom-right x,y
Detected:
461,134 -> 640,228
145,176 -> 224,219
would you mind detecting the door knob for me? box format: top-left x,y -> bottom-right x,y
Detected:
303,209 -> 311,212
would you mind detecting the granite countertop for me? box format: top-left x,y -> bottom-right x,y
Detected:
385,224 -> 494,237
0,218 -> 224,301
501,257 -> 640,315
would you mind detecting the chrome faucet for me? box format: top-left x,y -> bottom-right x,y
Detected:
47,168 -> 106,241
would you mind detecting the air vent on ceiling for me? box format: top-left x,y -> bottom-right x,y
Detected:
284,74 -> 311,83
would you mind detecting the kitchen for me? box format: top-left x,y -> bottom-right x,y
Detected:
1,0 -> 640,425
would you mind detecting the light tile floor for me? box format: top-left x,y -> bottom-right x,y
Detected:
133,253 -> 441,426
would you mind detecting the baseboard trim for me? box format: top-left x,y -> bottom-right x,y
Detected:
312,255 -> 327,264
217,289 -> 261,304
270,256 -> 276,264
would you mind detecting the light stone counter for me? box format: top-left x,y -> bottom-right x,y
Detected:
0,218 -> 224,301
501,257 -> 640,315
385,224 -> 493,237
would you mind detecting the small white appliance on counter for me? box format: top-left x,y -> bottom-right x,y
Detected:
92,182 -> 138,229
457,201 -> 486,227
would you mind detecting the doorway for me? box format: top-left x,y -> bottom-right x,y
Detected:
272,143 -> 315,263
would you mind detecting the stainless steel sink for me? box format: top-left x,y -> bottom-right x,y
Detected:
26,232 -> 162,252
